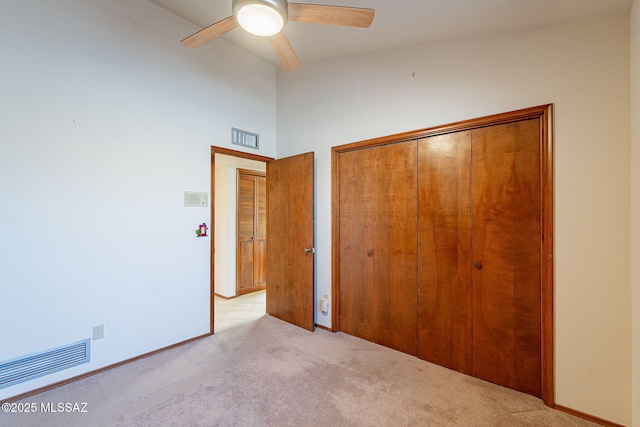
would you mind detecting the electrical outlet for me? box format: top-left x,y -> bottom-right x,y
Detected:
320,298 -> 329,314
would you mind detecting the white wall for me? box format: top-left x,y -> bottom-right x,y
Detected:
276,14 -> 632,426
214,154 -> 266,298
0,0 -> 276,399
631,1 -> 640,426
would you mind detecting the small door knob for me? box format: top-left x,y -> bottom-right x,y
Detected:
474,262 -> 483,270
304,247 -> 314,255
367,249 -> 374,257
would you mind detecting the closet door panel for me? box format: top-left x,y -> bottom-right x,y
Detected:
373,141 -> 418,356
256,175 -> 267,290
237,173 -> 257,295
338,149 -> 375,341
417,132 -> 473,373
471,119 -> 542,397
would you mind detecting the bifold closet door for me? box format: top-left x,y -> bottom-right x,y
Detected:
417,131 -> 473,374
338,148 -> 375,341
255,174 -> 267,290
373,141 -> 418,356
471,119 -> 542,397
338,141 -> 418,355
417,119 -> 542,397
237,171 -> 267,296
336,106 -> 550,402
237,172 -> 258,295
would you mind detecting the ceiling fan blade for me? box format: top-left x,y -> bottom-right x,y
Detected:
288,3 -> 375,28
181,16 -> 238,48
268,32 -> 302,71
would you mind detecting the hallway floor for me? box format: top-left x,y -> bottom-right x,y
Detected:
214,289 -> 266,332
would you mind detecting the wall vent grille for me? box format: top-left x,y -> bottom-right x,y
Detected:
0,339 -> 90,389
231,127 -> 259,150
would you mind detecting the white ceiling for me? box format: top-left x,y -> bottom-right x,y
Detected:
149,0 -> 633,68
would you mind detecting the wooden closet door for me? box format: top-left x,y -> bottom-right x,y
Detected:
255,175 -> 267,290
471,119 -> 542,397
373,141 -> 418,356
237,171 -> 258,295
417,132 -> 473,373
338,148 -> 375,341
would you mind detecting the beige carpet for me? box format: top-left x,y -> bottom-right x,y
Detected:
2,315 -> 597,427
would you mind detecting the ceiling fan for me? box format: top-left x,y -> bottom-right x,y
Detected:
180,0 -> 375,71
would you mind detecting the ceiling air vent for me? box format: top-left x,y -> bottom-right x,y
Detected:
0,339 -> 90,389
232,128 -> 259,150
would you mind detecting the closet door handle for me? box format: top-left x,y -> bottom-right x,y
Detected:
474,262 -> 483,270
367,249 -> 374,257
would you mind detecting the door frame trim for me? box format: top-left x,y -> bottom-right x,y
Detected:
331,104 -> 554,406
210,146 -> 274,334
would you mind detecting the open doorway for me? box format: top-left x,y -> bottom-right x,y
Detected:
210,147 -> 273,333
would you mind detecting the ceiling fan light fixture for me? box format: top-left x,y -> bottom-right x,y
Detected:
233,0 -> 288,37
182,0 -> 375,72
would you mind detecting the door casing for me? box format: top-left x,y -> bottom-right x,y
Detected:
210,146 -> 273,334
211,147 -> 316,334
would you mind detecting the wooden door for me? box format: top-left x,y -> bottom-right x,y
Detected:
338,148 -> 375,341
266,152 -> 315,331
373,141 -> 418,356
333,105 -> 552,404
471,119 -> 542,397
256,175 -> 267,289
236,170 -> 266,296
417,132 -> 473,373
